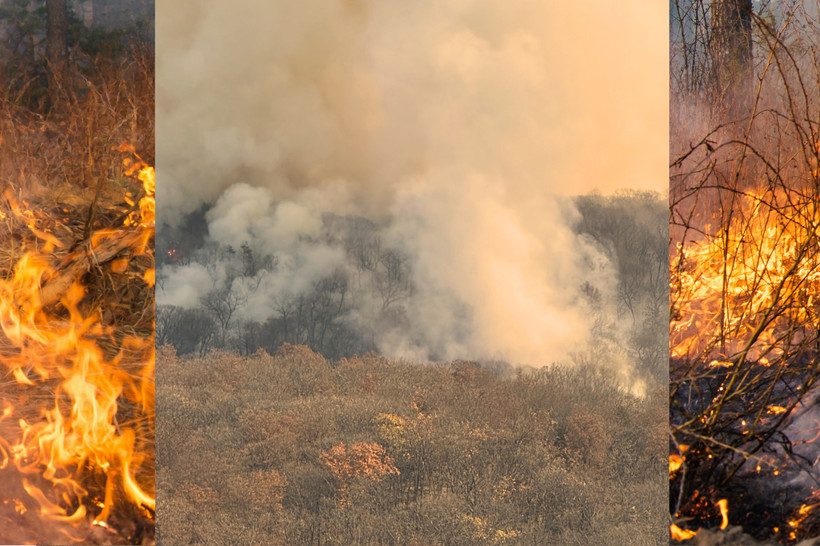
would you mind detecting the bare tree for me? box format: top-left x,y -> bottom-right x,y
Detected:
201,285 -> 248,348
156,305 -> 218,356
374,248 -> 412,311
671,0 -> 713,96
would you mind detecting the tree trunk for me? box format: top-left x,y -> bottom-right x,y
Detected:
45,0 -> 69,106
710,0 -> 753,118
46,0 -> 69,66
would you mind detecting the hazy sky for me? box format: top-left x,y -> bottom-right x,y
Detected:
157,0 -> 668,217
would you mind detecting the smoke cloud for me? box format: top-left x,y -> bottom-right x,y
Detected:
156,0 -> 667,372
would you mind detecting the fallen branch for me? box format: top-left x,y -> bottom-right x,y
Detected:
38,227 -> 151,310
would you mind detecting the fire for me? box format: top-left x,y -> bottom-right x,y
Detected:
671,188 -> 820,362
786,503 -> 817,540
670,186 -> 820,537
0,147 -> 155,542
716,498 -> 729,530
670,498 -> 730,542
670,453 -> 683,475
670,523 -> 697,540
118,144 -> 155,230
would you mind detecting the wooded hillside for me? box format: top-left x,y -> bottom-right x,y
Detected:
156,344 -> 667,545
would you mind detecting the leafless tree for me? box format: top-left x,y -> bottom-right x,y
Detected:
374,248 -> 412,311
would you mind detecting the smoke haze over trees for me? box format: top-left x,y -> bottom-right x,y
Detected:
156,0 -> 668,392
157,191 -> 667,392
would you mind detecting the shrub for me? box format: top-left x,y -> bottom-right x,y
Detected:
319,441 -> 399,506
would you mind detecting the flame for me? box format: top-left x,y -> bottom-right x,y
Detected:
717,498 -> 729,530
116,142 -> 156,230
671,189 -> 820,534
671,189 -> 820,362
0,147 -> 155,540
671,523 -> 698,541
670,453 -> 683,475
671,491 -> 734,539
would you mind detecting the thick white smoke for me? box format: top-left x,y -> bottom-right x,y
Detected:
157,0 -> 667,370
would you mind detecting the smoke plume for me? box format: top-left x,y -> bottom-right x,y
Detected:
156,0 -> 667,373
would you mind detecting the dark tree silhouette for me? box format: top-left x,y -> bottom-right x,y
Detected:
710,0 -> 752,117
45,0 -> 68,102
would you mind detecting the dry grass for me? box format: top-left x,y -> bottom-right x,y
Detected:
0,40 -> 154,324
0,41 -> 153,201
0,44 -> 155,545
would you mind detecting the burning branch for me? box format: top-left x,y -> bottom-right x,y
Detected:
37,228 -> 152,311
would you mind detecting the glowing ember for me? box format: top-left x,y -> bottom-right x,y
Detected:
787,503 -> 816,540
0,147 -> 155,543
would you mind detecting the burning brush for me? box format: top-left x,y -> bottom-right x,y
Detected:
670,181 -> 820,542
0,145 -> 155,545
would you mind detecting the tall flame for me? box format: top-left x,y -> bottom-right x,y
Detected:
671,185 -> 820,539
0,146 -> 155,542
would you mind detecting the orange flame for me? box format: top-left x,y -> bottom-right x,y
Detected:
670,454 -> 683,475
671,523 -> 697,541
717,498 -> 729,530
671,190 -> 820,362
0,147 -> 155,540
